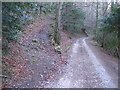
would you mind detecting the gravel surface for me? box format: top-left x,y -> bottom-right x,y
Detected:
47,37 -> 118,88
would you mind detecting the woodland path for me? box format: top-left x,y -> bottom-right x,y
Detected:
5,16 -> 118,88
47,37 -> 118,88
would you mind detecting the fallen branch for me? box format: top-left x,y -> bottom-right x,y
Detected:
62,45 -> 71,53
0,74 -> 9,78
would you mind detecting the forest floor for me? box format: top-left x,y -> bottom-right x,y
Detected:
2,15 -> 72,88
2,15 -> 118,88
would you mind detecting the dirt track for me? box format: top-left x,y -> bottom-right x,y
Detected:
4,16 -> 118,88
47,37 -> 118,88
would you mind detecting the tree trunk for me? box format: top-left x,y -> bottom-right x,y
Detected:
118,26 -> 120,59
39,3 -> 43,18
95,1 -> 98,40
102,2 -> 109,48
54,2 -> 62,45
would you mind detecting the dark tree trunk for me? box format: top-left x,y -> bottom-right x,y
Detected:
39,5 -> 42,17
54,2 -> 61,45
118,26 -> 120,59
95,1 -> 98,39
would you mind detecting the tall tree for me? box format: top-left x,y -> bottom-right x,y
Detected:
61,2 -> 85,34
101,2 -> 109,47
53,2 -> 62,45
95,1 -> 99,39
